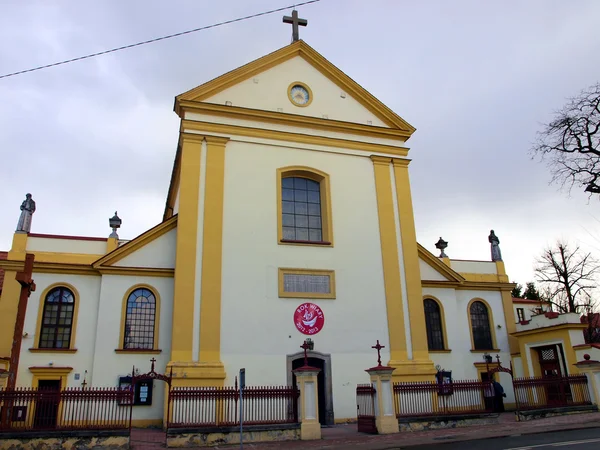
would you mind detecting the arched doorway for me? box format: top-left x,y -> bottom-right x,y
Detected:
286,351 -> 334,426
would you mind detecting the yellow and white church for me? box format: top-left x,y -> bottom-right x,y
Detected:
2,38 -> 567,426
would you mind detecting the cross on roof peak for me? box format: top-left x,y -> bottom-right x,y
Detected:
283,9 -> 307,42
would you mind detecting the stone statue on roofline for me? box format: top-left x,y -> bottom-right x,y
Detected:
488,229 -> 502,262
16,193 -> 36,233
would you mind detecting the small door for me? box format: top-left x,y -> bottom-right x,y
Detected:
34,380 -> 61,428
537,346 -> 566,406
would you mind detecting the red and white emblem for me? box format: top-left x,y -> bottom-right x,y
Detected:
294,303 -> 325,335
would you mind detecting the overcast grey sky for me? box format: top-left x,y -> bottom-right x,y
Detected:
1,0 -> 599,287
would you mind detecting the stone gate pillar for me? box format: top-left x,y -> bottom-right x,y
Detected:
366,365 -> 399,434
293,366 -> 321,440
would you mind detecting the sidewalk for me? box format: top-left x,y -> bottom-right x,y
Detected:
131,412 -> 600,449
229,412 -> 600,449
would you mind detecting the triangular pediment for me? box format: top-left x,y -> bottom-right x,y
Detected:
417,244 -> 465,283
175,40 -> 415,136
93,215 -> 177,269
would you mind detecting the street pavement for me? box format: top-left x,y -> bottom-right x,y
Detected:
130,411 -> 600,449
407,427 -> 600,449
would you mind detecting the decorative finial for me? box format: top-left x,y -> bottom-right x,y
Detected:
109,211 -> 122,239
283,9 -> 307,42
488,230 -> 502,261
16,193 -> 36,233
435,237 -> 448,258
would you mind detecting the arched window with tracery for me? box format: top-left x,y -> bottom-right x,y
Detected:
470,301 -> 494,350
423,298 -> 445,350
123,288 -> 156,349
39,286 -> 75,349
281,176 -> 323,242
277,167 -> 333,246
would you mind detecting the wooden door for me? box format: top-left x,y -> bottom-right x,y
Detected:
34,380 -> 61,429
537,346 -> 565,406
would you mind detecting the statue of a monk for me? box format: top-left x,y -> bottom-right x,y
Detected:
488,229 -> 502,262
16,193 -> 36,233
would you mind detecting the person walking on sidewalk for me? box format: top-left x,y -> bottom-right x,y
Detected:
492,380 -> 506,412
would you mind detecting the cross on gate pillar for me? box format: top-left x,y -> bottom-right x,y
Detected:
366,341 -> 399,434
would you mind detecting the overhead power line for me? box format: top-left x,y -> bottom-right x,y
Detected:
0,0 -> 321,80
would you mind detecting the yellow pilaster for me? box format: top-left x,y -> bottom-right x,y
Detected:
106,237 -> 119,253
392,159 -> 431,363
370,156 -> 407,362
293,368 -> 322,440
170,134 -> 203,362
0,232 -> 28,363
496,261 -> 519,354
195,135 -> 229,384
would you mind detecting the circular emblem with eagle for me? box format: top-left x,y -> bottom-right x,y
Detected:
294,302 -> 325,335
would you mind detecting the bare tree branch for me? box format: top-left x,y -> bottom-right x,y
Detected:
531,82 -> 600,194
534,240 -> 600,313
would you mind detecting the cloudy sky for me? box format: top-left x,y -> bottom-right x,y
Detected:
1,0 -> 599,287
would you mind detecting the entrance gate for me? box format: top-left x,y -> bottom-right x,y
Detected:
356,384 -> 377,434
129,358 -> 172,448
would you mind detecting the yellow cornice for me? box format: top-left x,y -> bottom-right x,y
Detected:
30,252 -> 101,265
0,259 -> 173,278
511,323 -> 588,337
417,244 -> 465,283
181,120 -> 410,158
93,215 -> 178,268
97,266 -> 174,277
175,40 -> 416,135
179,101 -> 411,141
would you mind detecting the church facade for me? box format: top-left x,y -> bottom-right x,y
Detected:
0,40 -> 521,425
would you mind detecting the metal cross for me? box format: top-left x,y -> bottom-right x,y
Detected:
300,341 -> 311,367
150,358 -> 157,374
372,340 -> 385,367
283,10 -> 307,42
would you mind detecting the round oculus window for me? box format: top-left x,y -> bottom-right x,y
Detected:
289,84 -> 311,106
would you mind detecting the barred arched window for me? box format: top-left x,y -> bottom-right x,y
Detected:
39,287 -> 75,349
281,176 -> 323,242
123,288 -> 156,349
424,299 -> 445,350
470,301 -> 493,350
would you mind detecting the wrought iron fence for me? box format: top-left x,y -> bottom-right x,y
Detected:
0,387 -> 132,433
393,379 -> 493,417
168,385 -> 299,428
356,384 -> 377,434
513,375 -> 591,410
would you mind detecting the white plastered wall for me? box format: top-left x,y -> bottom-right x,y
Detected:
419,258 -> 449,281
450,260 -> 497,274
423,287 -> 514,404
91,274 -> 174,422
113,229 -> 177,269
204,55 -> 388,127
17,273 -> 102,387
26,237 -> 106,255
219,139 -> 389,420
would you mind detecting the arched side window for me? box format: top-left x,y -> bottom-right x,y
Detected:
123,288 -> 157,350
423,298 -> 445,351
470,300 -> 494,350
39,287 -> 75,349
277,167 -> 333,247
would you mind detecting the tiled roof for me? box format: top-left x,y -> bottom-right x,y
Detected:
0,251 -> 8,294
581,313 -> 600,327
512,297 -> 544,304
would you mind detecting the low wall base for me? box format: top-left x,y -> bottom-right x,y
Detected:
398,414 -> 498,432
0,430 -> 129,450
167,423 -> 301,448
517,405 -> 598,421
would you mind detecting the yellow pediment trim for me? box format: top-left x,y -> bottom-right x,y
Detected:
93,215 -> 178,268
417,244 -> 465,283
175,40 -> 416,135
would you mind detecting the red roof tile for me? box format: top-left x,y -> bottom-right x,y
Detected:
0,251 -> 8,294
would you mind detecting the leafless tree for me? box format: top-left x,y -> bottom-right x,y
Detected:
535,240 -> 600,313
531,82 -> 600,194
